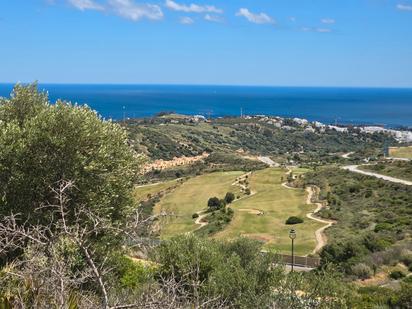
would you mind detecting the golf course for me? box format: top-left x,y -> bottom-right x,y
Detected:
135,168 -> 327,256
389,146 -> 412,159
215,168 -> 324,256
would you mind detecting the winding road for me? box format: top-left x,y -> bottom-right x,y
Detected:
342,165 -> 412,186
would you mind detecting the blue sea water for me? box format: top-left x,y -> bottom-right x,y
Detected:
0,84 -> 412,127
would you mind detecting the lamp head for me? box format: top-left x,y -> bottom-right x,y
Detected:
289,229 -> 297,240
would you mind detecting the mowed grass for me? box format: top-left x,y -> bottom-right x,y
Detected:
389,146 -> 412,159
154,171 -> 243,238
134,179 -> 180,202
215,168 -> 325,256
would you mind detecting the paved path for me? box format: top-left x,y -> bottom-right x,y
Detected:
342,165 -> 412,186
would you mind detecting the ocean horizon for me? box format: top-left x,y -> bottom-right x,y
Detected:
1,83 -> 412,128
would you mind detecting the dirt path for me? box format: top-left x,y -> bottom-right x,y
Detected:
281,169 -> 335,255
341,152 -> 354,159
195,172 -> 260,229
194,211 -> 208,229
232,172 -> 257,197
305,187 -> 336,255
342,165 -> 412,186
237,208 -> 264,215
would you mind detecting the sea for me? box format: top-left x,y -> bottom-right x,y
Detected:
0,84 -> 412,128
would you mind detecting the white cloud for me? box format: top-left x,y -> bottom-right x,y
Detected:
397,4 -> 412,11
236,8 -> 275,24
321,18 -> 335,24
68,0 -> 104,11
204,14 -> 222,22
289,16 -> 296,22
109,0 -> 164,21
165,0 -> 222,14
180,16 -> 194,24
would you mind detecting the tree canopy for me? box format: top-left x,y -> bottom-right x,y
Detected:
0,84 -> 140,225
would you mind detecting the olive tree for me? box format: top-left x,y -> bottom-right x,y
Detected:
0,84 -> 140,226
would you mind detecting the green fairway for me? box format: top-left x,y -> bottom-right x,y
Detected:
389,146 -> 412,159
134,179 -> 181,202
215,168 -> 325,256
154,171 -> 244,237
147,167 -> 325,256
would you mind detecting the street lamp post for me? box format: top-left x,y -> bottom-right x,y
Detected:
289,229 -> 297,272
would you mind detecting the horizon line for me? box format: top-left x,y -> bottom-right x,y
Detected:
1,82 -> 412,90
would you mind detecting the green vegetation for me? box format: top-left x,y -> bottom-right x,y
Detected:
0,84 -> 139,226
152,234 -> 355,308
144,167 -> 324,255
2,84 -> 412,307
133,179 -> 181,202
389,146 -> 412,159
361,161 -> 412,182
303,167 -> 412,279
216,168 -> 324,256
152,171 -> 243,237
195,207 -> 235,237
141,151 -> 267,183
285,216 -> 304,225
126,116 -> 393,165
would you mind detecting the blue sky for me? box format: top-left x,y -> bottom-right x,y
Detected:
0,0 -> 412,87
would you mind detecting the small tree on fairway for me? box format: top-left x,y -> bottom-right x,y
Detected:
224,192 -> 235,204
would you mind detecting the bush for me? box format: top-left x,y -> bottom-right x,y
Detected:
374,223 -> 393,233
208,197 -> 222,209
400,251 -> 412,267
285,216 -> 304,225
389,270 -> 406,280
192,213 -> 199,219
224,192 -> 235,204
153,234 -> 282,307
245,188 -> 251,195
351,263 -> 372,280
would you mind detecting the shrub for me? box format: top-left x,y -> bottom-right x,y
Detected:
224,192 -> 235,204
389,270 -> 406,280
374,223 -> 393,233
153,234 -> 282,308
400,251 -> 412,267
208,197 -> 222,209
192,213 -> 199,219
285,216 -> 304,225
351,263 -> 372,280
245,188 -> 251,195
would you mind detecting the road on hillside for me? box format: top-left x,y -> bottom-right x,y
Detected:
342,165 -> 412,186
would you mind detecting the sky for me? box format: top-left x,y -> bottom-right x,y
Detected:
0,0 -> 412,87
